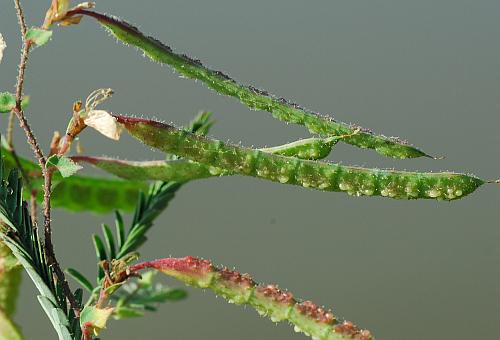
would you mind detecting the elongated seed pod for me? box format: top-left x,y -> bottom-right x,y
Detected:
0,243 -> 22,339
0,309 -> 22,340
50,176 -> 146,213
71,135 -> 344,181
1,146 -> 146,213
130,256 -> 372,340
0,243 -> 21,318
113,115 -> 484,200
74,9 -> 429,159
71,133 -> 349,183
71,157 -> 216,183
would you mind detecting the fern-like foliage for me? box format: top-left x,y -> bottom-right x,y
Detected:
0,147 -> 83,340
66,112 -> 214,324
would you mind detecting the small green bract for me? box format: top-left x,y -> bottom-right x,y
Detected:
25,28 -> 52,46
0,93 -> 30,113
46,155 -> 82,178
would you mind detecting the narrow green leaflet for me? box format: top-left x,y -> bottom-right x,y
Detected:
0,93 -> 29,113
37,296 -> 72,340
74,10 -> 429,159
1,146 -> 147,213
66,268 -> 93,293
25,28 -> 53,46
111,115 -> 484,200
130,256 -> 372,340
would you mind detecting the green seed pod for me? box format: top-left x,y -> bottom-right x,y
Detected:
72,157 -> 216,183
112,115 -> 484,200
72,135 -> 345,181
76,10 -> 430,159
0,243 -> 22,319
0,146 -> 146,213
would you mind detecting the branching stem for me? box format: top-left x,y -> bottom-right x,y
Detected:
11,0 -> 80,318
7,0 -> 32,195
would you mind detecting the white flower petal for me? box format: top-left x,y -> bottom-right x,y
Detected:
0,33 -> 6,64
84,110 -> 123,140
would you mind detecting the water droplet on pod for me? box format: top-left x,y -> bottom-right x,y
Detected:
427,189 -> 441,198
209,166 -> 222,175
318,182 -> 330,189
278,176 -> 289,183
339,182 -> 350,191
257,169 -> 269,177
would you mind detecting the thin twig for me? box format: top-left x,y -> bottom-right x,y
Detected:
13,0 -> 27,38
12,0 -> 80,317
6,0 -> 32,188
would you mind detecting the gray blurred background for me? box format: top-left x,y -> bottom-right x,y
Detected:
1,1 -> 499,339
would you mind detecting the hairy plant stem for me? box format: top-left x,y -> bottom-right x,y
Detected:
13,0 -> 27,37
8,0 -> 34,221
11,0 -> 80,318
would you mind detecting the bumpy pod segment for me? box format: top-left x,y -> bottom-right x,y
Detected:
111,115 -> 484,201
130,256 -> 372,340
